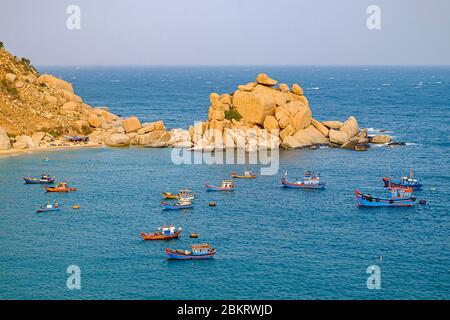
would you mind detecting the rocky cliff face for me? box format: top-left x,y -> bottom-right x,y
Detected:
0,45 -> 390,153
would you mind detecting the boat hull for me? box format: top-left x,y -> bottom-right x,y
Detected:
165,248 -> 216,260
355,191 -> 415,207
45,186 -> 76,193
140,230 -> 181,240
231,172 -> 256,179
281,180 -> 326,189
161,202 -> 193,210
204,184 -> 235,191
24,177 -> 55,184
36,208 -> 61,213
383,178 -> 422,190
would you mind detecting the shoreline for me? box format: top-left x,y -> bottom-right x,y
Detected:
0,142 -> 103,158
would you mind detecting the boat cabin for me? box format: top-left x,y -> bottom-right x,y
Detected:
178,197 -> 192,205
179,189 -> 194,198
303,171 -> 320,185
220,180 -> 234,188
388,186 -> 413,199
191,244 -> 211,255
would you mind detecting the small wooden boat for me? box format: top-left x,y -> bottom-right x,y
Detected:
45,182 -> 76,193
208,201 -> 217,207
281,171 -> 325,189
162,192 -> 178,199
383,168 -> 422,190
190,232 -> 199,238
231,171 -> 256,179
162,189 -> 195,200
161,197 -> 193,210
140,225 -> 182,240
355,186 -> 416,207
166,243 -> 216,260
36,202 -> 61,213
72,204 -> 80,209
205,180 -> 235,191
24,174 -> 55,184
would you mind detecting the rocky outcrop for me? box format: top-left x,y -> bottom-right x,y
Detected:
0,127 -> 11,150
104,133 -> 131,147
371,134 -> 392,144
123,116 -> 141,133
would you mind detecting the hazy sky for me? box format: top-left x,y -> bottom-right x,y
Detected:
1,0 -> 449,66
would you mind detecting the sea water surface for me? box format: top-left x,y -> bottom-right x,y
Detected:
0,66 -> 449,299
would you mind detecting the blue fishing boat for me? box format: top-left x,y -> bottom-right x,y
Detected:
161,197 -> 193,210
204,180 -> 235,191
383,168 -> 422,190
24,174 -> 55,184
166,243 -> 217,260
64,135 -> 89,142
355,186 -> 416,207
36,202 -> 61,213
281,171 -> 325,189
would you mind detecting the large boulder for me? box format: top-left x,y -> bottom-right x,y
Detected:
5,73 -> 16,82
43,95 -> 58,105
104,133 -> 131,147
37,74 -> 73,92
233,89 -> 274,125
282,125 -> 328,148
340,116 -> 359,138
0,127 -> 11,150
371,135 -> 392,144
61,101 -> 79,111
291,83 -> 303,95
311,118 -> 329,137
123,116 -> 142,133
329,129 -> 349,145
290,106 -> 312,131
88,114 -> 102,128
263,115 -> 280,134
256,73 -> 277,86
15,135 -> 36,149
31,132 -> 46,146
322,121 -> 344,129
238,82 -> 256,92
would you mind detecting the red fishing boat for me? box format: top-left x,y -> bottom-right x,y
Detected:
140,225 -> 182,240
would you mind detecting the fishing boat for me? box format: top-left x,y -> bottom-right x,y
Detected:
162,189 -> 195,200
281,171 -> 325,189
165,243 -> 217,260
161,197 -> 193,210
355,186 -> 416,207
204,180 -> 235,191
64,135 -> 89,142
23,174 -> 55,184
36,202 -> 61,213
383,168 -> 422,190
45,182 -> 76,193
140,225 -> 182,240
231,170 -> 257,179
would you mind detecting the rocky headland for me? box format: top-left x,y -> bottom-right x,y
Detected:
0,44 -> 394,156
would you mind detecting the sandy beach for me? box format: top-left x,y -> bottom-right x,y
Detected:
0,142 -> 103,158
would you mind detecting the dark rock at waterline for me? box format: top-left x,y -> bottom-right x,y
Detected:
388,142 -> 406,146
354,143 -> 369,151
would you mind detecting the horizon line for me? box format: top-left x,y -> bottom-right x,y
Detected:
36,64 -> 450,68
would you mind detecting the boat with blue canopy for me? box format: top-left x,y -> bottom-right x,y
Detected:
355,186 -> 416,207
36,201 -> 61,213
24,174 -> 55,184
165,243 -> 217,260
383,168 -> 422,190
281,171 -> 325,189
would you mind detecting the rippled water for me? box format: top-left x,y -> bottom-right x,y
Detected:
0,67 -> 449,299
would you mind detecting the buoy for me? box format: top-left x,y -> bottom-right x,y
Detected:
190,232 -> 199,238
72,204 -> 80,209
209,201 -> 216,207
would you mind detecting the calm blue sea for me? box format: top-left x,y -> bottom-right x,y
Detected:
0,66 -> 449,299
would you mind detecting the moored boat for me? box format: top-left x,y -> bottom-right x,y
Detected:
281,171 -> 325,189
355,186 -> 416,207
165,243 -> 217,260
162,192 -> 178,199
162,189 -> 195,200
231,171 -> 256,179
161,197 -> 193,210
383,168 -> 422,190
24,174 -> 55,184
205,180 -> 235,191
45,182 -> 76,193
140,225 -> 182,240
36,202 -> 60,213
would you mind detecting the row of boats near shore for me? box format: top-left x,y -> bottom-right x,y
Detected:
23,166 -> 425,260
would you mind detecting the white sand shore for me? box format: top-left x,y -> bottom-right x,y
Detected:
0,142 -> 104,158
